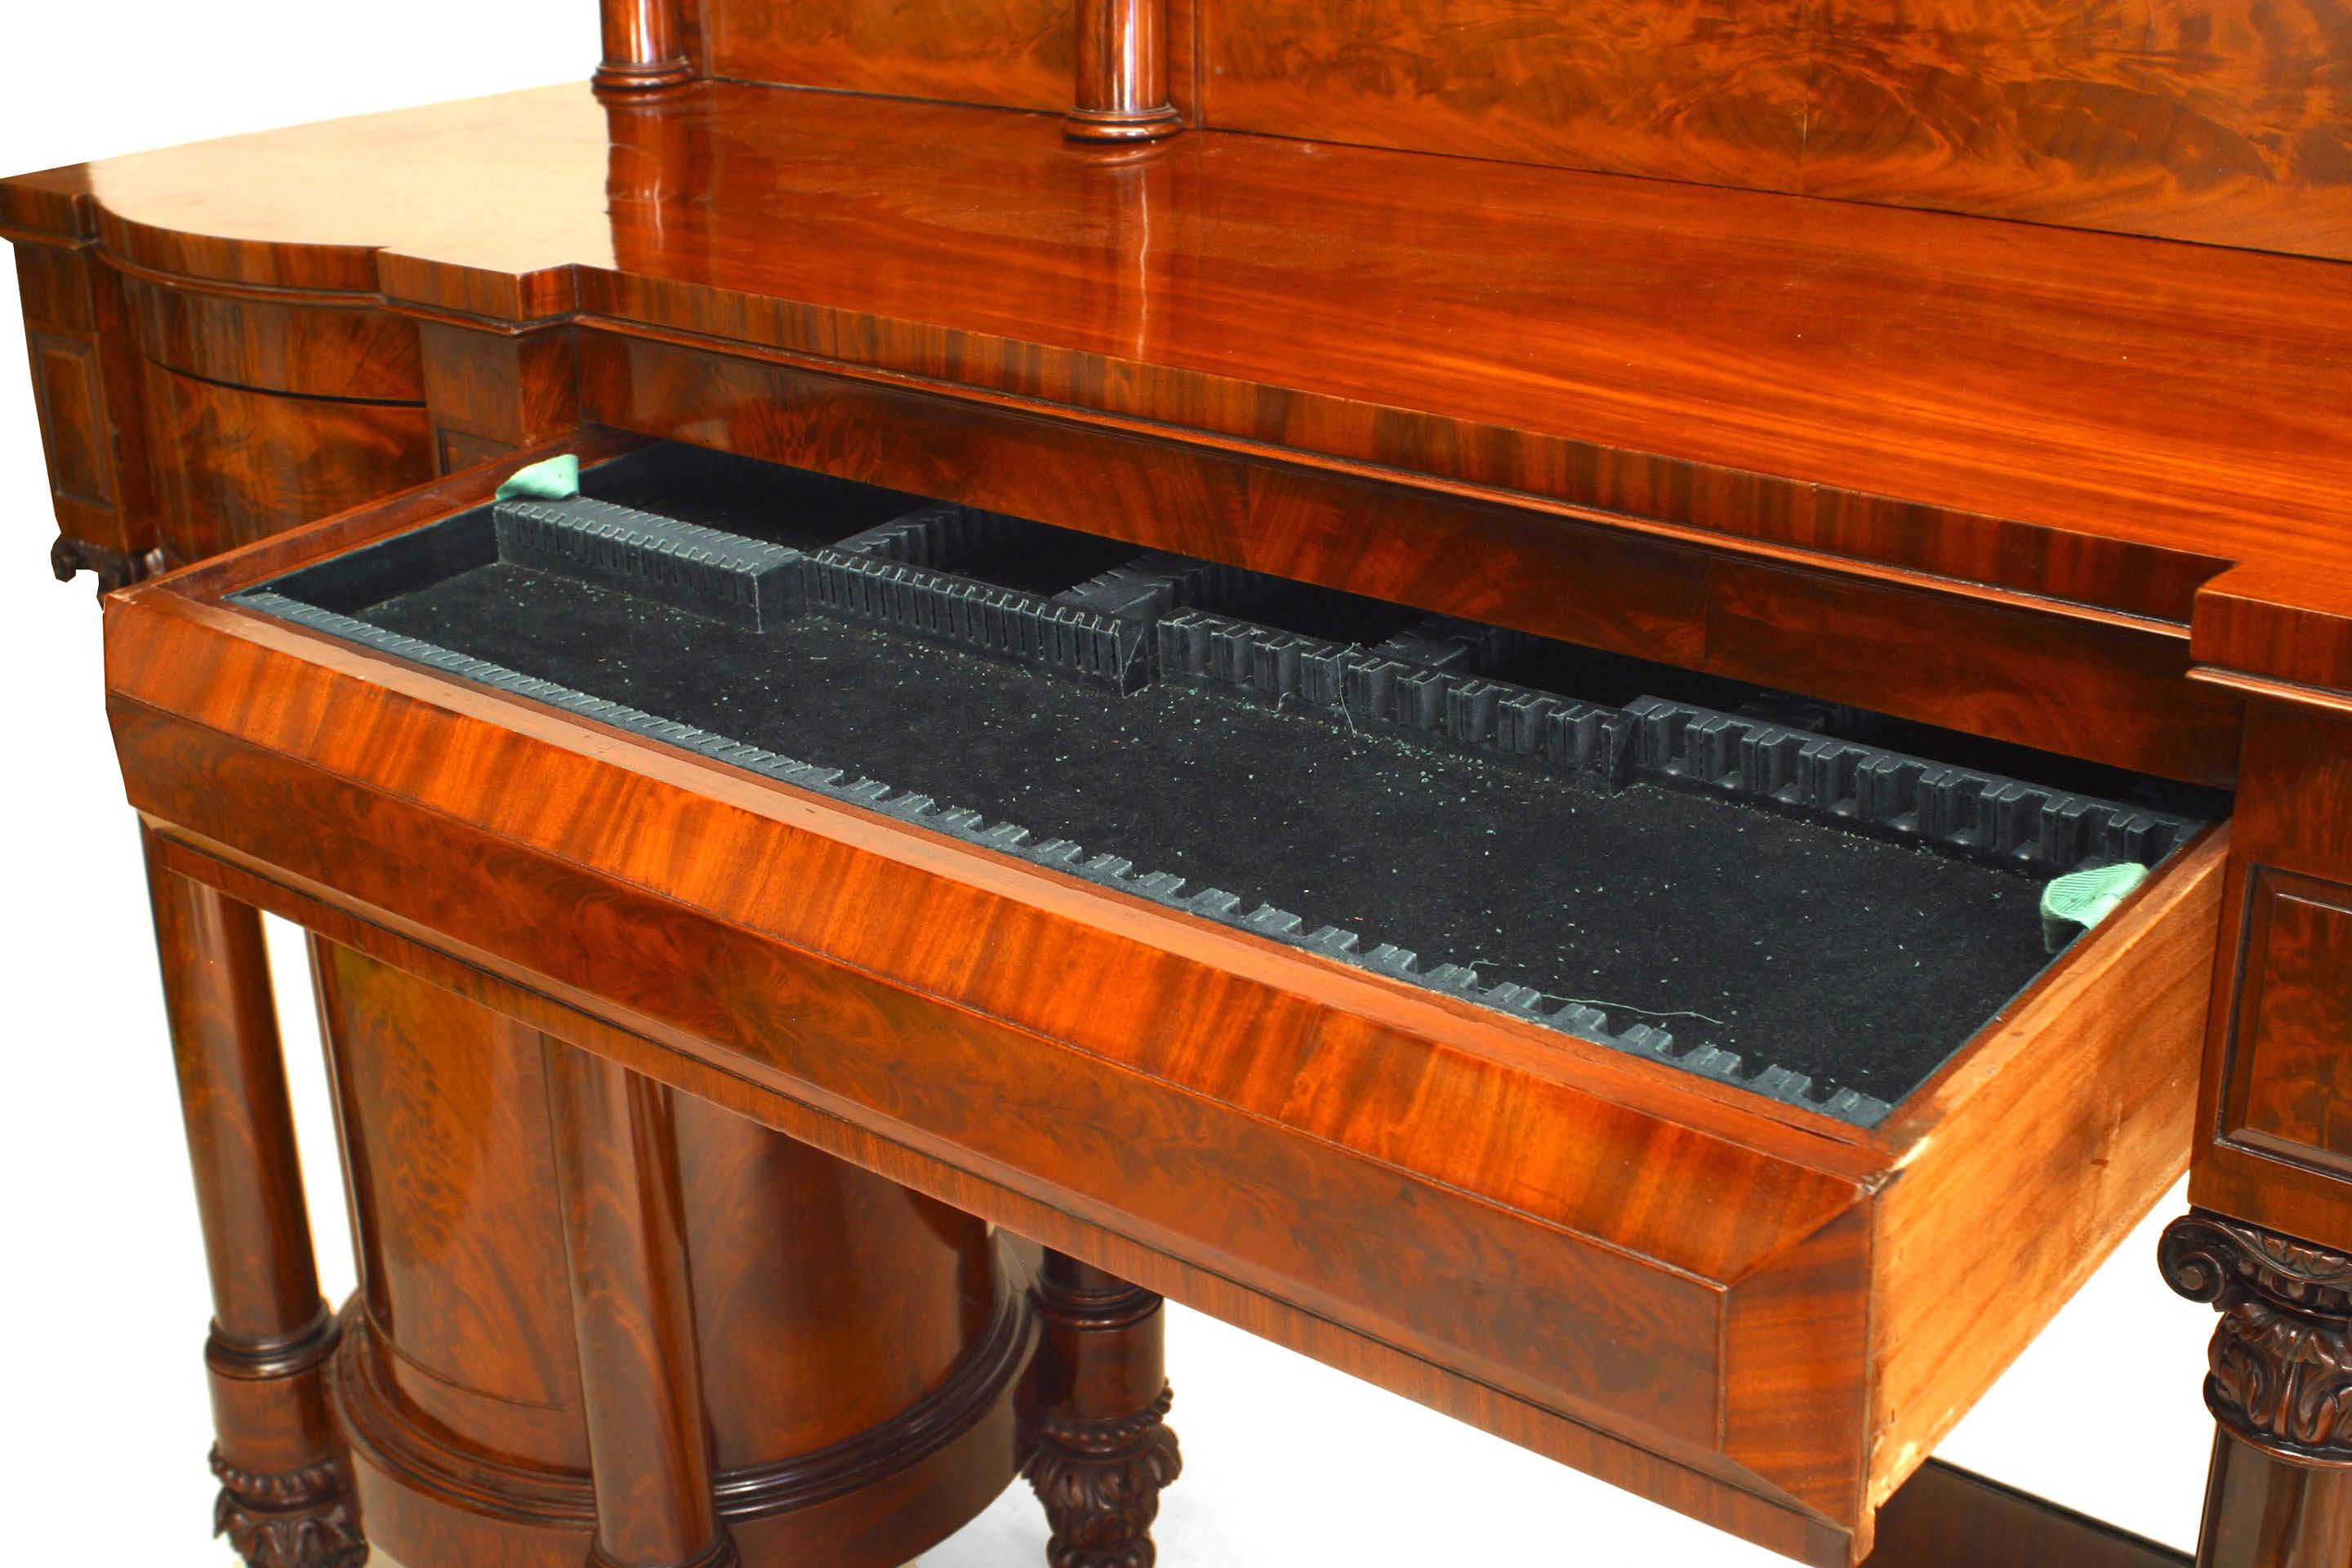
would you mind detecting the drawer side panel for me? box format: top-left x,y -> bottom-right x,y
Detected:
1866,831 -> 2223,1509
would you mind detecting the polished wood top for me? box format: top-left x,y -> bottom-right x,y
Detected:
11,81 -> 2351,688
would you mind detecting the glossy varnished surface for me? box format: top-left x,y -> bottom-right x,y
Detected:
1201,0 -> 2352,256
309,937 -> 1029,1568
96,439 -> 2226,1561
702,0 -> 1074,112
2198,1431 -> 2352,1567
7,82 -> 2352,688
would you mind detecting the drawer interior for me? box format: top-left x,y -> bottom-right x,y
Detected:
234,442 -> 2221,1125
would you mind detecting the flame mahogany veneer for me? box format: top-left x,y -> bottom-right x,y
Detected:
103,432 -> 2222,1566
11,7 -> 2352,1565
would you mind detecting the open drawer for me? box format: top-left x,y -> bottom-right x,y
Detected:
106,432 -> 2229,1564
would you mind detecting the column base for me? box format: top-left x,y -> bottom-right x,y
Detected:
1026,1383 -> 1183,1568
212,1449 -> 368,1568
332,1264 -> 1033,1568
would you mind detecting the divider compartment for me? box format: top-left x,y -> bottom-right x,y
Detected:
235,442 -> 2217,1125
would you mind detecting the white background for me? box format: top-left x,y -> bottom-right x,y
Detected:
0,9 -> 2223,1562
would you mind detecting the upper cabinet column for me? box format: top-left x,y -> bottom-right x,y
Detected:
597,0 -> 694,95
1065,0 -> 1182,143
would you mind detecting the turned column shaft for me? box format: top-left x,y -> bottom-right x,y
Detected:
1065,0 -> 1181,144
1027,1250 -> 1183,1568
595,0 -> 692,95
2201,1432 -> 2352,1568
542,1036 -> 736,1568
146,831 -> 362,1566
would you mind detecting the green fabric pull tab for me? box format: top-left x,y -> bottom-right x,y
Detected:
2041,862 -> 2149,952
493,453 -> 581,501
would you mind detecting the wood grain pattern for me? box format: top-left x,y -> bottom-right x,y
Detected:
416,320 -> 580,474
1869,831 -> 2223,1504
309,936 -> 1030,1568
143,831 -> 365,1568
14,242 -> 157,560
314,944 -> 590,1471
577,332 -> 2238,785
1201,0 -> 1813,187
140,360 -> 434,559
1200,0 -> 2352,256
542,1037 -> 737,1568
702,0 -> 1074,112
92,441 -> 2238,1557
2221,871 -> 2352,1177
11,82 -> 2352,698
1799,0 -> 2352,241
2198,1430 -> 2352,1567
122,273 -> 424,402
146,822 -> 1859,1567
2194,702 -> 2352,1256
100,607 -> 1874,1525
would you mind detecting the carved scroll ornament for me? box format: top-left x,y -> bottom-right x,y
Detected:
2161,1211 -> 2352,1466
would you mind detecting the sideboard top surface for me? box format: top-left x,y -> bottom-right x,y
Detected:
8,80 -> 2352,688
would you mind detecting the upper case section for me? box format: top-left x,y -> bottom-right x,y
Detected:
7,81 -> 2352,699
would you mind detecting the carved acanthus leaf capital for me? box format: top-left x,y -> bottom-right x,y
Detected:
2161,1212 -> 2352,1466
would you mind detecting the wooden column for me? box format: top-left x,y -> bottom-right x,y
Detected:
2198,1432 -> 2352,1567
595,0 -> 693,95
1064,0 -> 1181,144
1026,1251 -> 1183,1568
2159,1213 -> 2352,1568
145,832 -> 363,1568
542,1037 -> 737,1568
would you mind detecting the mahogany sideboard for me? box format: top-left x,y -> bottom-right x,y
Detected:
9,2 -> 2352,1566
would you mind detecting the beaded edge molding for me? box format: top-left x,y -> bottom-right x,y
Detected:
227,587 -> 1895,1125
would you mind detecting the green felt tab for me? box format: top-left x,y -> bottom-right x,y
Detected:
493,454 -> 581,501
2041,862 -> 2149,952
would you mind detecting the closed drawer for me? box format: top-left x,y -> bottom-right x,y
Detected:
108,433 -> 2228,1564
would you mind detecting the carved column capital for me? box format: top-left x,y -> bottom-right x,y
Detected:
2161,1211 -> 2352,1466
